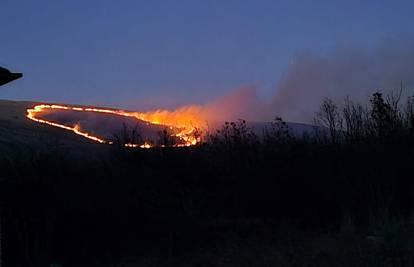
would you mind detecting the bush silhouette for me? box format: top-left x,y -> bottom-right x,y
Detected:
2,90 -> 414,265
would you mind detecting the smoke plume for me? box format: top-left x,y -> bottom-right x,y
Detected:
272,38 -> 414,122
194,38 -> 414,125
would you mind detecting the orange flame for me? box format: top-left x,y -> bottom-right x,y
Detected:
26,104 -> 203,148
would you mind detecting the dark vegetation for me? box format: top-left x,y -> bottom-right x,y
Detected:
2,90 -> 414,266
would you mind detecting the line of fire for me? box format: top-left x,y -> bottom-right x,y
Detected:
26,103 -> 202,148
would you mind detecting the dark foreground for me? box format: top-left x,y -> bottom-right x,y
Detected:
1,92 -> 414,266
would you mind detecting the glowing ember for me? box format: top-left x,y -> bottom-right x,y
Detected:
26,104 -> 203,148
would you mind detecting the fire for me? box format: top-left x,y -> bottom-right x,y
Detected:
26,103 -> 203,148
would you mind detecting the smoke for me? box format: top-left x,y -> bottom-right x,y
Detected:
195,38 -> 414,125
272,39 -> 414,122
203,86 -> 267,122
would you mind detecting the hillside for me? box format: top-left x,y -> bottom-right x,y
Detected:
2,94 -> 414,266
0,99 -> 317,153
0,99 -> 105,154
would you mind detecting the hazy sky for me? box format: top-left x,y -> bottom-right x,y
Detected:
1,0 -> 413,110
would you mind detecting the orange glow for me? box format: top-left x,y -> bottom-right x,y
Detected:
26,104 -> 203,148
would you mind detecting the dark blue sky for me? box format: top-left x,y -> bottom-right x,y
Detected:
1,0 -> 413,109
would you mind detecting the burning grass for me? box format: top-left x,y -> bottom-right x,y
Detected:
26,103 -> 203,148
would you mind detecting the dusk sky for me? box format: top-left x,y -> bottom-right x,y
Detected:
1,0 -> 414,110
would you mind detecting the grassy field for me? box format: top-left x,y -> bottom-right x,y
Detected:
1,96 -> 414,266
0,99 -> 106,152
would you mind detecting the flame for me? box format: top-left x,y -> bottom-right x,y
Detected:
123,142 -> 152,148
26,104 -> 203,148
